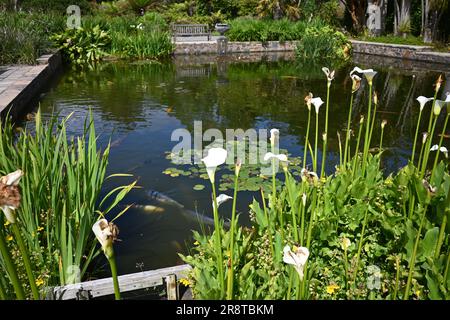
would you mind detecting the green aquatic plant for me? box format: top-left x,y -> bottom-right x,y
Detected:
180,69 -> 450,300
0,111 -> 135,299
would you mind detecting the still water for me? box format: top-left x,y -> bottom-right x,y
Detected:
31,52 -> 448,276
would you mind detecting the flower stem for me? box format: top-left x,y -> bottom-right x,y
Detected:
352,207 -> 369,288
411,110 -> 423,164
226,169 -> 239,300
404,204 -> 428,300
393,256 -> 400,300
321,83 -> 331,177
420,115 -> 438,177
108,254 -> 121,300
11,223 -> 39,299
284,171 -> 298,243
344,93 -> 355,167
362,83 -> 373,175
211,182 -> 225,297
303,109 -> 311,168
352,118 -> 364,177
0,227 -> 25,300
260,188 -> 275,258
314,113 -> 319,173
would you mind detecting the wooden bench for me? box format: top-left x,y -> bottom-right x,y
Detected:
172,24 -> 211,42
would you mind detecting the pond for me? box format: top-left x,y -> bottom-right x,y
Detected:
30,52 -> 448,277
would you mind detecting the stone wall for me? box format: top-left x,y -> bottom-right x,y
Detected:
0,52 -> 62,120
174,41 -> 297,55
351,40 -> 450,65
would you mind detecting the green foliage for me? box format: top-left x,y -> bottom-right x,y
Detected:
227,17 -> 307,42
359,34 -> 424,46
51,25 -> 111,64
0,12 -> 65,64
296,25 -> 351,62
0,111 -> 135,297
19,0 -> 92,13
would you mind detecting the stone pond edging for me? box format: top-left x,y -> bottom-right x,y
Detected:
350,40 -> 450,65
174,40 -> 297,55
0,52 -> 62,120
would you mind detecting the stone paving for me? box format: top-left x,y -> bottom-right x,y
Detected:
0,53 -> 61,119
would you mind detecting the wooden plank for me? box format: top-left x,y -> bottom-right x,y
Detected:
50,264 -> 191,300
165,275 -> 179,300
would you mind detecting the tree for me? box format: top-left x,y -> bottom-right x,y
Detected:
256,0 -> 300,20
422,0 -> 448,42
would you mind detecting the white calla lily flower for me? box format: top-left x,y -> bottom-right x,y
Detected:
434,100 -> 445,116
311,97 -> 324,114
416,96 -> 434,112
264,152 -> 288,163
0,170 -> 23,224
430,145 -> 448,158
201,147 -> 228,183
270,128 -> 280,147
350,66 -> 377,84
213,194 -> 233,210
283,245 -> 310,280
350,74 -> 362,92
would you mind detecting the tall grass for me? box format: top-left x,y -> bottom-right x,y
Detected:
0,110 -> 134,299
0,12 -> 65,64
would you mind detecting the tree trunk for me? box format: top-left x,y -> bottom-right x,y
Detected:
340,0 -> 367,33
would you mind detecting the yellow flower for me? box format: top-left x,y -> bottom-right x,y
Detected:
193,241 -> 199,246
37,226 -> 44,232
35,277 -> 44,287
326,284 -> 340,295
415,290 -> 421,298
179,278 -> 190,287
4,220 -> 10,227
6,234 -> 13,241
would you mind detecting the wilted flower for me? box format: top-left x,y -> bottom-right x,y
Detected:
322,67 -> 335,83
302,193 -> 307,207
430,145 -> 448,158
0,170 -> 23,224
350,66 -> 377,84
351,74 -> 361,92
201,147 -> 228,183
283,245 -> 309,280
92,218 -> 119,259
359,115 -> 365,124
235,159 -> 242,176
373,91 -> 378,105
436,75 -> 443,91
301,168 -> 318,183
322,132 -> 327,142
416,96 -> 434,112
422,179 -> 437,196
304,92 -> 313,111
381,120 -> 387,129
213,194 -> 233,210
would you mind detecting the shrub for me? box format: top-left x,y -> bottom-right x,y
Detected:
19,0 -> 92,13
51,25 -> 111,64
296,25 -> 351,62
0,12 -> 65,64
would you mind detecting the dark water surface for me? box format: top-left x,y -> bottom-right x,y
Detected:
30,53 -> 449,275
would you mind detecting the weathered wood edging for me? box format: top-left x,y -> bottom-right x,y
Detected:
350,40 -> 450,65
0,52 -> 62,120
48,264 -> 192,300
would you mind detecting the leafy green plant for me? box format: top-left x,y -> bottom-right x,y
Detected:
296,25 -> 351,62
0,111 -> 135,299
179,70 -> 450,300
51,25 -> 111,64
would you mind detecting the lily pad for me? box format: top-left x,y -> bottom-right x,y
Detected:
193,184 -> 206,191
